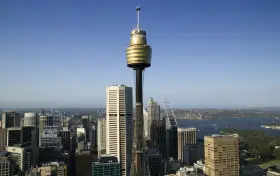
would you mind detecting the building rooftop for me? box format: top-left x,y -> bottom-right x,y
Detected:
110,85 -> 129,87
41,161 -> 65,166
3,110 -> 17,113
7,127 -> 21,130
82,116 -> 89,119
94,155 -> 118,164
178,127 -> 196,131
210,134 -> 239,138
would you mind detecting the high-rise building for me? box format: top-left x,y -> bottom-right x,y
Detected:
0,129 -> 7,152
165,116 -> 178,160
183,144 -> 197,166
196,138 -> 204,160
60,127 -> 70,151
82,116 -> 89,141
6,145 -> 34,172
143,108 -> 149,139
23,112 -> 38,127
89,124 -> 97,148
92,155 -> 121,176
77,127 -> 86,141
6,126 -> 35,147
126,6 -> 152,176
147,148 -> 162,176
39,115 -> 54,126
146,98 -> 160,139
2,111 -> 20,129
6,128 -> 21,147
38,115 -> 60,148
24,113 -> 39,148
82,116 -> 89,129
67,135 -> 76,176
204,134 -> 240,176
24,112 -> 39,147
177,127 -> 196,162
150,120 -> 166,158
97,118 -> 106,158
106,85 -> 133,176
40,126 -> 61,148
148,98 -> 160,121
0,151 -> 15,176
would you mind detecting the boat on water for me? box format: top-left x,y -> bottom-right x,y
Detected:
261,124 -> 280,130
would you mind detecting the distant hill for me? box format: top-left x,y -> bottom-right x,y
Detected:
247,107 -> 280,113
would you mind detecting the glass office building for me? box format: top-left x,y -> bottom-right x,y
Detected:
92,155 -> 120,176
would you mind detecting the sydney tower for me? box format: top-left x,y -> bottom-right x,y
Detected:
126,6 -> 152,176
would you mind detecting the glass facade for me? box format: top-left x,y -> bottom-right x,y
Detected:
92,162 -> 120,176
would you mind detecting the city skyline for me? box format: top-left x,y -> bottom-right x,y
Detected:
1,0 -> 280,109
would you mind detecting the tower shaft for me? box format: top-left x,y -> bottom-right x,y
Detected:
135,69 -> 143,148
134,69 -> 144,175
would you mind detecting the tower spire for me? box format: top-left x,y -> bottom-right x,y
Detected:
136,5 -> 141,29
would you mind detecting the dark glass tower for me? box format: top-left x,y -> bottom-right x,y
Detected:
150,120 -> 166,158
67,135 -> 77,176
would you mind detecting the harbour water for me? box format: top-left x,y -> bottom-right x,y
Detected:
177,117 -> 280,139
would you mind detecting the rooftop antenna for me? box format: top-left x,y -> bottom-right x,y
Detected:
136,5 -> 141,30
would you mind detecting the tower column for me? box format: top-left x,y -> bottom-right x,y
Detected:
135,69 -> 144,148
134,69 -> 144,175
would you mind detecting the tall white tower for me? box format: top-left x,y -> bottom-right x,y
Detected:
106,85 -> 133,176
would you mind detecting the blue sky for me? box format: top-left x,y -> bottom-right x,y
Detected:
0,0 -> 279,108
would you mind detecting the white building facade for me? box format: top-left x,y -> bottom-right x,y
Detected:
106,85 -> 133,176
24,112 -> 37,127
6,145 -> 34,172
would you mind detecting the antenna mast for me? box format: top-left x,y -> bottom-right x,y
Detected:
136,5 -> 141,29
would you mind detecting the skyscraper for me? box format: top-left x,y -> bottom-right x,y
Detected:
126,6 -> 152,176
165,116 -> 178,160
2,111 -> 20,129
89,123 -> 97,148
150,120 -> 166,158
148,98 -> 160,121
97,118 -> 106,158
0,129 -> 7,152
24,112 -> 39,147
68,135 -> 77,176
204,134 -> 240,176
146,97 -> 160,139
106,85 -> 133,176
60,127 -> 70,151
23,112 -> 38,127
143,108 -> 149,139
177,127 -> 196,162
82,116 -> 90,141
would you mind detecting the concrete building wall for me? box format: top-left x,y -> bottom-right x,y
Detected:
204,134 -> 239,176
106,85 -> 133,176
